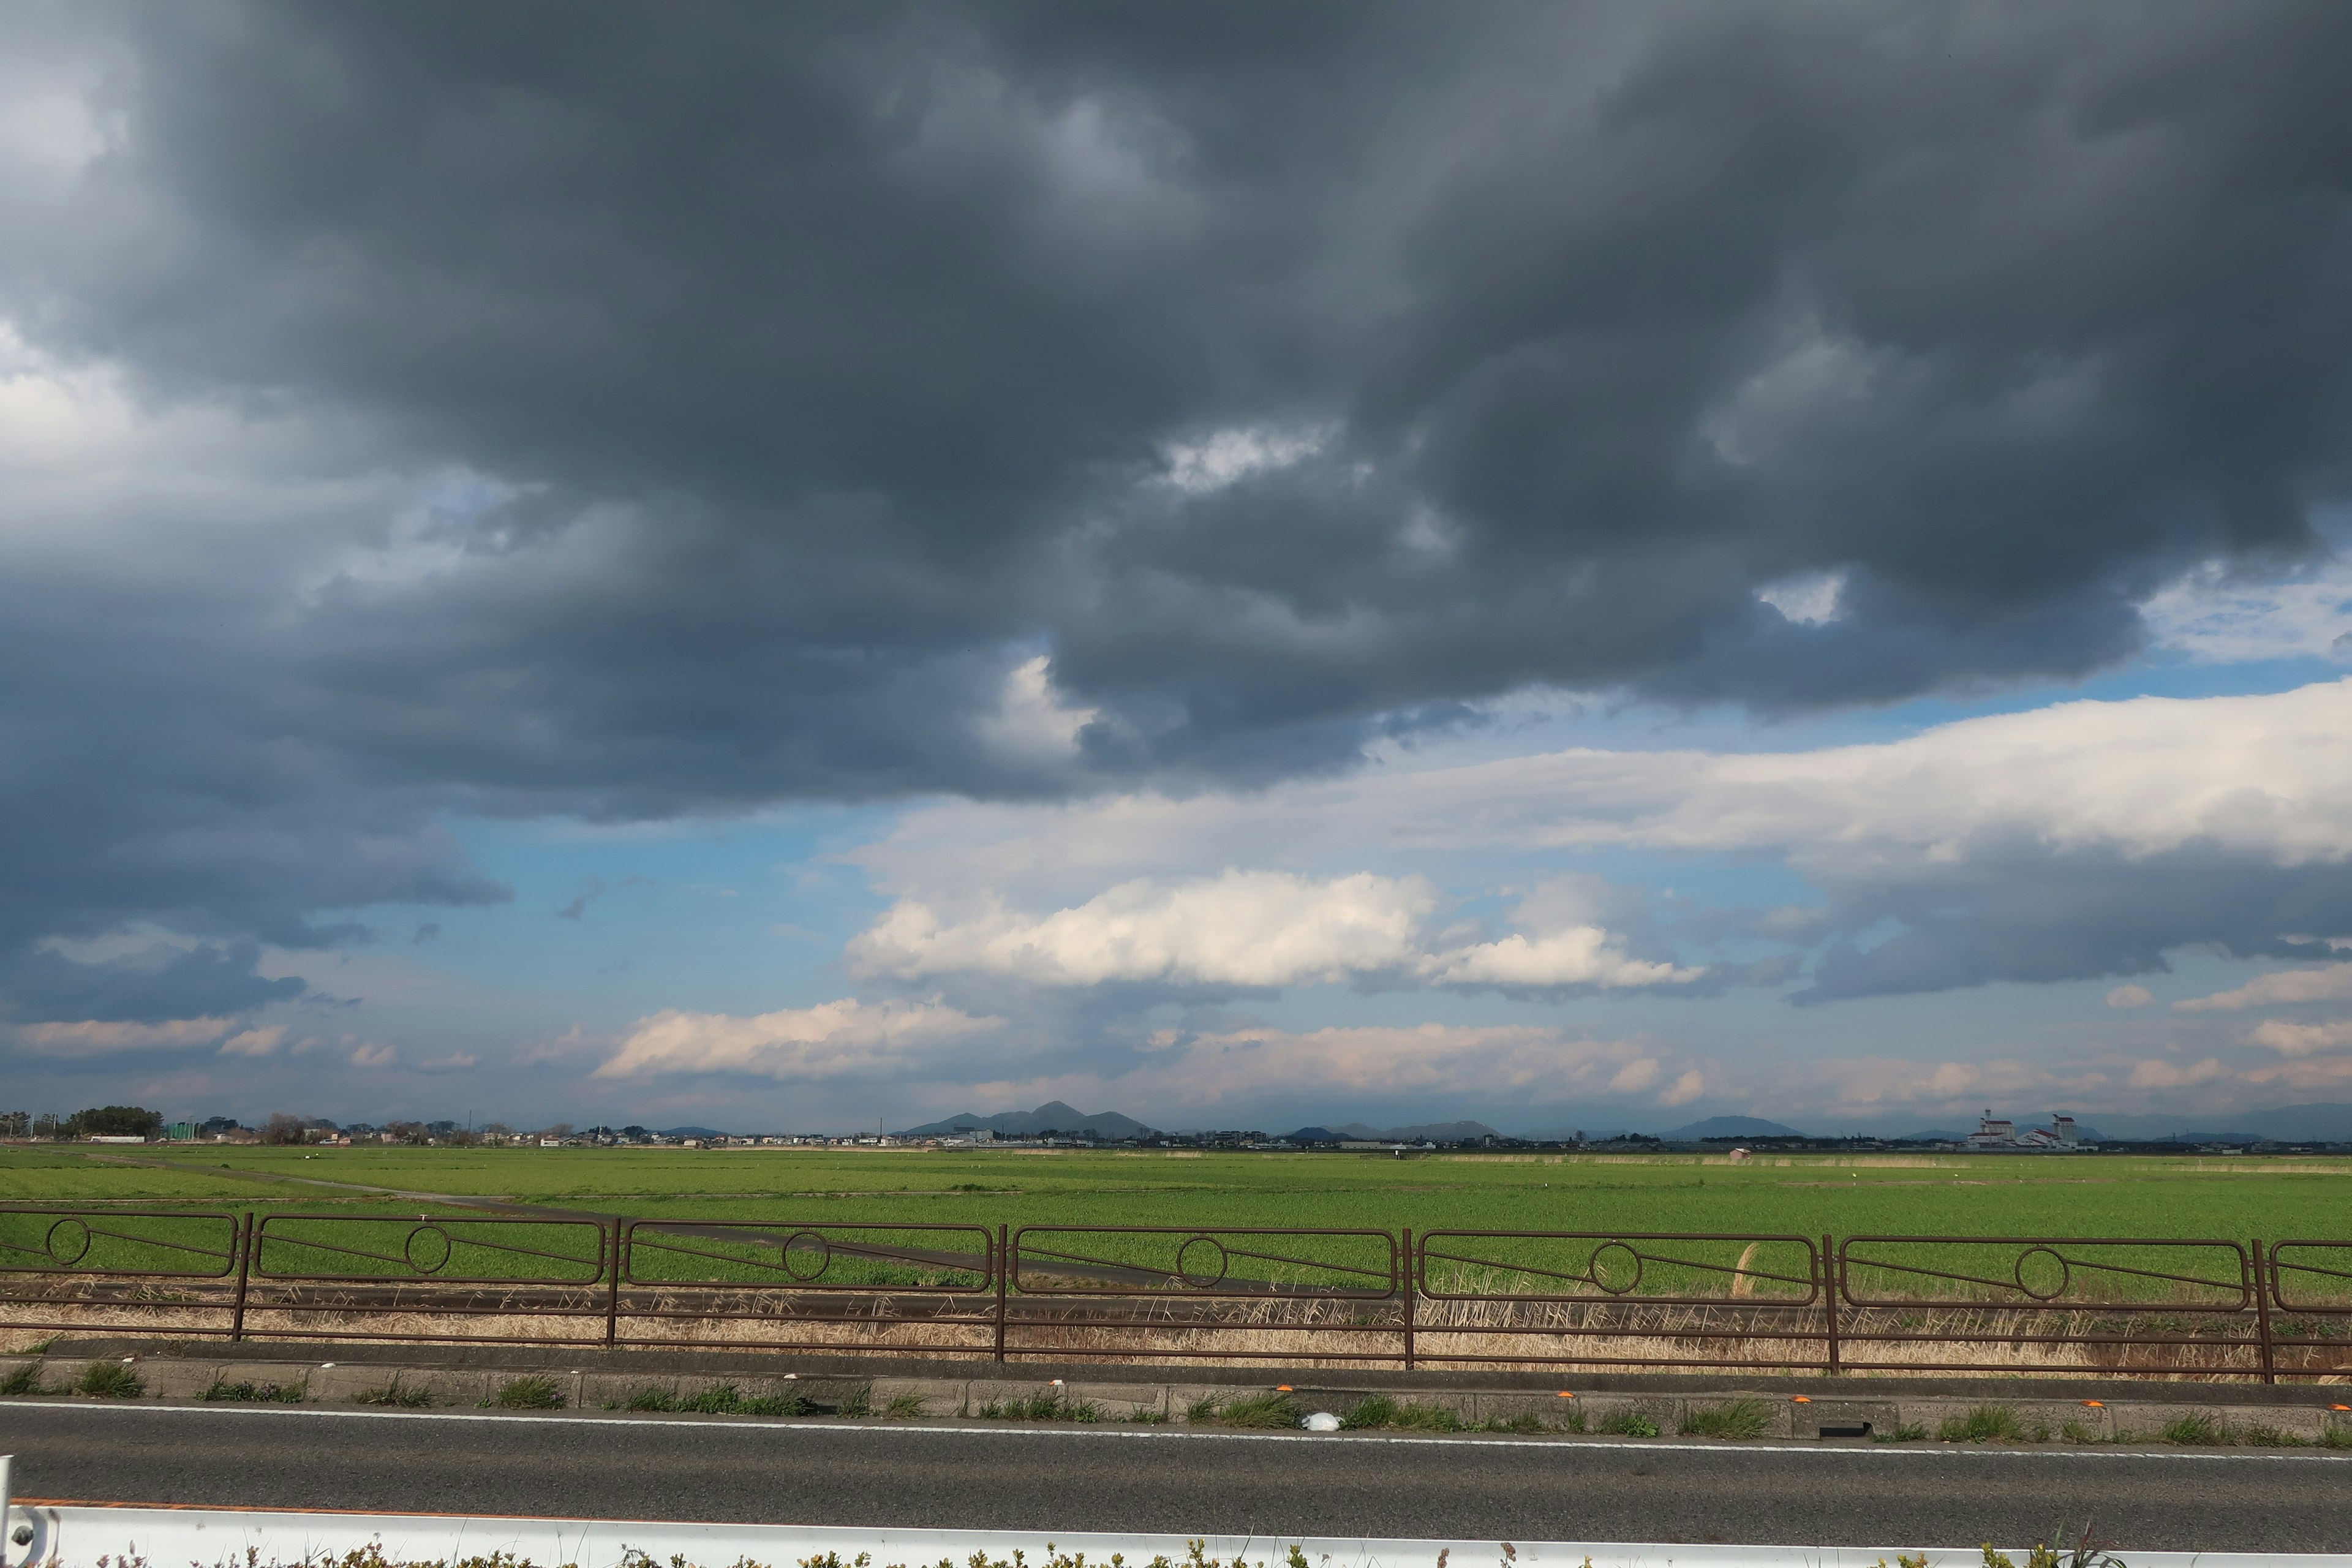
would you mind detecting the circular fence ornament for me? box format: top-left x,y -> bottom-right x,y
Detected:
403,1223 -> 455,1275
1177,1235 -> 1231,1289
2013,1246 -> 2071,1301
782,1230 -> 833,1282
45,1216 -> 93,1267
1588,1240 -> 1643,1295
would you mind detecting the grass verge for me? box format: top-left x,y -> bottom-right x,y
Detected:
487,1374 -> 565,1409
976,1390 -> 1102,1422
200,1376 -> 305,1403
1188,1390 -> 1297,1427
352,1373 -> 437,1408
1680,1398 -> 1771,1439
76,1360 -> 144,1399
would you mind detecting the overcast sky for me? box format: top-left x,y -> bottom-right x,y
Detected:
6,1 -> 2352,1135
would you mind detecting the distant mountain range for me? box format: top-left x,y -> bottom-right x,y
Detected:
1658,1115 -> 1806,1141
1285,1120 -> 1501,1144
899,1101 -> 1158,1139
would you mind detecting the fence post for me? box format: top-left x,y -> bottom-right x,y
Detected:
1821,1234 -> 1840,1376
2252,1239 -> 2275,1385
994,1223 -> 1009,1365
604,1217 -> 624,1351
1400,1228 -> 1416,1371
228,1212 -> 252,1344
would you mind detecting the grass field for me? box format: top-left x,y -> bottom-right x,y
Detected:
6,1142 -> 2352,1238
8,1144 -> 2352,1365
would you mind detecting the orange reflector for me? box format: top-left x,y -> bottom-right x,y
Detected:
1276,1385 -> 1292,1392
1556,1391 -> 1575,1398
1790,1395 -> 1811,1403
2083,1400 -> 2104,1408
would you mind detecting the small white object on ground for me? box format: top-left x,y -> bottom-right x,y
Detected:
1301,1411 -> 1341,1432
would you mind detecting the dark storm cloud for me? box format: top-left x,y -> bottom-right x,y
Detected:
0,941 -> 302,1025
2,0 -> 2351,1014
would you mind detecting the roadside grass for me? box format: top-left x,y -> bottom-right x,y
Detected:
1188,1390 -> 1297,1427
0,1361 -> 44,1396
200,1376 -> 305,1403
487,1374 -> 565,1409
614,1382 -> 811,1417
2159,1412 -> 2229,1445
75,1360 -> 144,1398
884,1392 -> 927,1419
1594,1407 -> 1660,1438
1339,1394 -> 1465,1431
974,1390 -> 1102,1422
1874,1422 -> 1931,1443
1679,1397 -> 1771,1439
352,1373 -> 437,1407
1939,1404 -> 2046,1444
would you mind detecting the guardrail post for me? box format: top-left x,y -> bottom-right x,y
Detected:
1821,1234 -> 1840,1375
2252,1238 -> 2275,1385
605,1218 -> 624,1351
993,1224 -> 1009,1364
228,1212 -> 252,1343
1400,1228 -> 1417,1370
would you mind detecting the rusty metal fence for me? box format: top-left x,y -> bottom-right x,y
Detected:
4,1206 -> 2348,1382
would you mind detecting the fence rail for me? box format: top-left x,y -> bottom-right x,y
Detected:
3,1205 -> 2347,1381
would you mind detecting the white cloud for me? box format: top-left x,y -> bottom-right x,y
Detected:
2174,965 -> 2352,1011
217,1025 -> 287,1057
854,678 -> 2352,906
1093,1022 -> 1672,1109
850,870 -> 1434,987
1160,424 -> 1330,493
349,1041 -> 399,1068
2105,984 -> 2154,1009
2127,1055 -> 2230,1090
1657,1068 -> 1708,1107
847,869 -> 1697,992
417,1051 -> 483,1073
2141,557 -> 2352,665
2247,1019 -> 2352,1058
11,1016 -> 235,1056
1428,928 -> 1699,989
974,654 -> 1098,766
597,998 -> 1003,1082
1755,569 -> 1847,626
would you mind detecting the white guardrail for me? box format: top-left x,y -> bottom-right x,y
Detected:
0,1461 -> 2341,1568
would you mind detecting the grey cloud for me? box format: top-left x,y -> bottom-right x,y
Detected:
1796,850 -> 2352,1004
2,1 -> 2351,1015
0,941 -> 303,1025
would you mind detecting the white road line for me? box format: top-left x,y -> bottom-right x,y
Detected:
18,1398 -> 2352,1463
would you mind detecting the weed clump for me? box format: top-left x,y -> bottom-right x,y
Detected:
1188,1390 -> 1297,1428
353,1374 -> 436,1408
613,1382 -> 810,1417
2158,1412 -> 2226,1446
76,1360 -> 144,1399
1680,1398 -> 1771,1440
201,1378 -> 304,1403
1595,1407 -> 1660,1438
976,1390 -> 1102,1422
0,1362 -> 45,1396
1939,1404 -> 2037,1444
1340,1395 -> 1466,1432
884,1392 -> 927,1419
1874,1422 -> 1931,1443
487,1374 -> 565,1410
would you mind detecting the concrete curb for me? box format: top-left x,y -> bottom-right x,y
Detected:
7,1345 -> 2351,1445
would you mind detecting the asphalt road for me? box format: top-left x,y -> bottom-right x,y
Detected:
9,1401 -> 2351,1555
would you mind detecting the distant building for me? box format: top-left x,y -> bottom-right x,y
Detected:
1966,1110 -> 2016,1149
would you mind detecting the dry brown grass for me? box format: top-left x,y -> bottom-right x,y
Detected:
10,1284 -> 2346,1381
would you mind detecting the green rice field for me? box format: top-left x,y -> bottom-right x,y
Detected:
6,1144 -> 2352,1306
5,1142 -> 2350,1238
